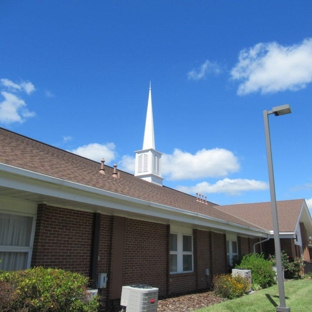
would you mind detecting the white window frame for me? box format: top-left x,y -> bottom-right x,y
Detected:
226,233 -> 238,267
0,206 -> 36,271
170,227 -> 193,274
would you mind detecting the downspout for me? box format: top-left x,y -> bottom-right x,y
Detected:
90,212 -> 101,289
253,235 -> 270,254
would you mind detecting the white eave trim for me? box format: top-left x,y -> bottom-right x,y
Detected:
269,231 -> 296,238
0,163 -> 268,237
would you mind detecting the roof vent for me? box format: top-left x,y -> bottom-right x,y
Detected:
112,164 -> 120,179
99,159 -> 105,174
196,193 -> 208,205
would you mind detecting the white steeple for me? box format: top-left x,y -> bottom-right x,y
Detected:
143,82 -> 155,150
135,83 -> 163,186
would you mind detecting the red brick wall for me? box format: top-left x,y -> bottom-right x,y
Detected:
121,219 -> 168,297
194,229 -> 211,290
97,214 -> 113,301
249,238 -> 258,253
97,215 -> 113,274
211,232 -> 226,275
263,239 -> 275,257
264,238 -> 298,260
169,273 -> 196,295
281,239 -> 296,259
32,204 -> 93,276
32,204 -> 264,301
238,236 -> 249,258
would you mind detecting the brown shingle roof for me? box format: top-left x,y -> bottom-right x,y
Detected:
215,199 -> 304,232
0,127 -> 259,229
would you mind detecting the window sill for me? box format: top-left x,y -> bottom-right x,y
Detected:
170,272 -> 195,277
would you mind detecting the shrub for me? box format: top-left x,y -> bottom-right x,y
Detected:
0,279 -> 19,310
235,253 -> 276,289
0,267 -> 99,312
213,274 -> 249,299
269,250 -> 304,279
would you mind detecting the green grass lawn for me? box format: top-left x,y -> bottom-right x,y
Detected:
195,279 -> 312,312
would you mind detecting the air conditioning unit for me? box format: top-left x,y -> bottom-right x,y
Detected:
232,269 -> 252,292
120,284 -> 159,312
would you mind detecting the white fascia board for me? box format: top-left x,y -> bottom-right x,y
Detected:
268,230 -> 296,238
0,163 -> 150,205
300,201 -> 312,234
144,204 -> 268,237
0,163 -> 267,237
297,201 -> 304,224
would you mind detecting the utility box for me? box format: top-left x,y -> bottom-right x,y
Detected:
120,284 -> 158,312
98,273 -> 108,288
232,269 -> 252,292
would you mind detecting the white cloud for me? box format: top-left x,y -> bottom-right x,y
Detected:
177,178 -> 268,196
20,81 -> 35,95
188,60 -> 222,81
0,78 -> 36,124
119,155 -> 135,173
45,90 -> 54,98
306,198 -> 312,209
231,38 -> 312,95
70,143 -> 116,163
291,182 -> 312,191
0,91 -> 35,124
109,147 -> 266,196
63,136 -> 73,143
1,78 -> 21,91
117,148 -> 239,180
1,78 -> 35,95
162,148 -> 239,181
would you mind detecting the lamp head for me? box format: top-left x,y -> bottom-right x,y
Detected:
271,104 -> 292,116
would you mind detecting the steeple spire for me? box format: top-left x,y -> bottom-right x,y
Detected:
142,82 -> 155,149
134,82 -> 163,186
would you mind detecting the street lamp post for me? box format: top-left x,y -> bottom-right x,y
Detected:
263,104 -> 291,312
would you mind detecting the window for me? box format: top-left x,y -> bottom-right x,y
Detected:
0,213 -> 35,271
170,234 -> 178,272
226,234 -> 238,267
170,232 -> 193,273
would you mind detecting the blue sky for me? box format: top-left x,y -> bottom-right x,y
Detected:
1,1 -> 311,211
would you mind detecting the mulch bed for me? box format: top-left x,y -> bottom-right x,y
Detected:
157,291 -> 225,312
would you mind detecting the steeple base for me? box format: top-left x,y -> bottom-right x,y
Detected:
136,173 -> 164,186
